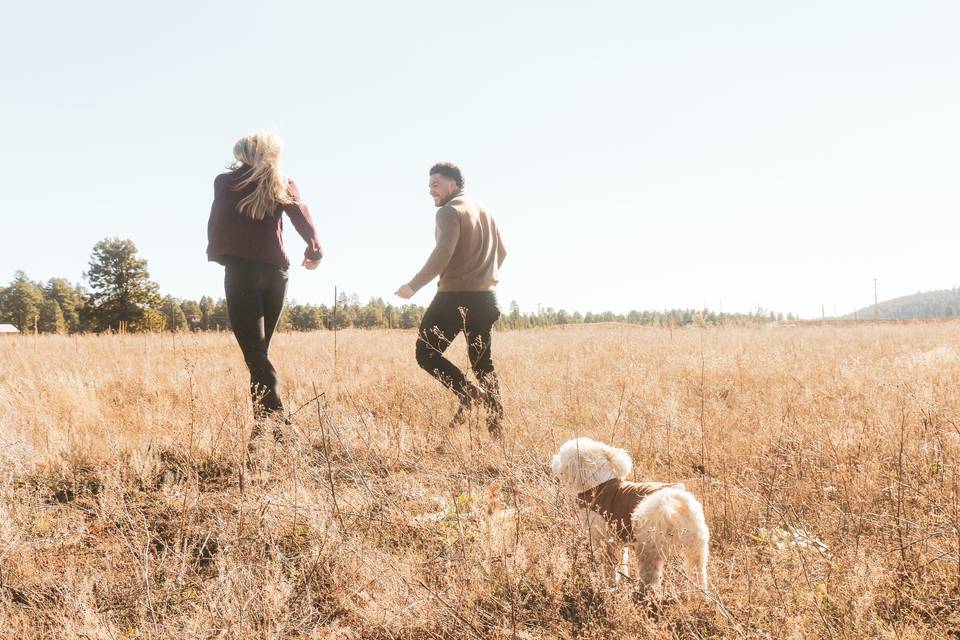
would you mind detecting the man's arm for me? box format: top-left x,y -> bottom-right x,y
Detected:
496,225 -> 507,269
406,208 -> 460,292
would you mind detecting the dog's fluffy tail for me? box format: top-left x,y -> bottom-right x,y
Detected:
631,485 -> 710,593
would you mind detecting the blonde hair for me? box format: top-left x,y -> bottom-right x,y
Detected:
231,132 -> 293,221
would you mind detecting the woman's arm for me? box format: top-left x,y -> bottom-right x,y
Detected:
282,178 -> 324,262
206,174 -> 226,263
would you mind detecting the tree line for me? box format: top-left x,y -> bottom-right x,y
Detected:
0,238 -> 792,334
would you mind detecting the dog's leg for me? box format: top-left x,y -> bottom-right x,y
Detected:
580,509 -> 608,549
581,509 -> 619,582
605,539 -> 626,584
685,538 -> 709,596
676,493 -> 710,597
619,545 -> 631,581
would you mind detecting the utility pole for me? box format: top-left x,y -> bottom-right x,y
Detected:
333,286 -> 339,370
873,278 -> 879,321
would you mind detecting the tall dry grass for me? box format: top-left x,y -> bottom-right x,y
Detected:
0,324 -> 958,638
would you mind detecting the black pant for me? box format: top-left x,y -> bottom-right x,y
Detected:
224,257 -> 288,418
416,291 -> 502,406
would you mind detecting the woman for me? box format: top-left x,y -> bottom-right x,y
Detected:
206,132 -> 322,427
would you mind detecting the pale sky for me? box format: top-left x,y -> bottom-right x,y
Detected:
2,1 -> 958,318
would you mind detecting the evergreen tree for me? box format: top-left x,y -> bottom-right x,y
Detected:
44,278 -> 84,332
276,306 -> 292,332
209,298 -> 231,331
84,239 -> 161,332
398,304 -> 423,329
179,299 -> 202,329
359,297 -> 386,328
0,271 -> 44,331
331,304 -> 354,329
383,303 -> 400,329
290,303 -> 327,331
161,296 -> 188,331
37,299 -> 67,334
198,296 -> 215,330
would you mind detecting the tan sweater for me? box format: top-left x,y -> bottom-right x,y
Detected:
408,191 -> 506,292
576,478 -> 678,542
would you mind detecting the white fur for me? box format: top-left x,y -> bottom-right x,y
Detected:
550,437 -> 633,494
551,437 -> 710,596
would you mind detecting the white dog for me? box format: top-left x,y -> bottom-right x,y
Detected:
551,437 -> 709,595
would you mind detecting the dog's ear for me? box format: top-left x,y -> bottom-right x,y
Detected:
550,454 -> 563,480
603,446 -> 633,478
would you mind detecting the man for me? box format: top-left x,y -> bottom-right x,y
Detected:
395,162 -> 507,435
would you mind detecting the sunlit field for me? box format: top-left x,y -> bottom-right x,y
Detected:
0,323 -> 958,638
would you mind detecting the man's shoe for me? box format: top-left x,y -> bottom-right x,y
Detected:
250,410 -> 289,447
483,385 -> 504,437
448,398 -> 470,429
486,407 -> 504,438
448,383 -> 484,428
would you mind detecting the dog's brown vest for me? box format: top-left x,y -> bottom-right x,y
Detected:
576,478 -> 678,541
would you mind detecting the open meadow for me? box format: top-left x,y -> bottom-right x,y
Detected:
0,323 -> 958,639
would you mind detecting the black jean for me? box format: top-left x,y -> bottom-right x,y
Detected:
416,291 -> 502,409
224,257 -> 288,418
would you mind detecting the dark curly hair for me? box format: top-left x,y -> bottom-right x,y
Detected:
429,162 -> 464,189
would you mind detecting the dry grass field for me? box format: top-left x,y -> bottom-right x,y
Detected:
0,324 -> 958,639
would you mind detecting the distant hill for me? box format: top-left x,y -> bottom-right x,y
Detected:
842,287 -> 960,320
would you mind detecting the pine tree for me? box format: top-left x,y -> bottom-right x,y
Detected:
276,306 -> 292,332
161,296 -> 188,331
0,271 -> 44,332
198,296 -> 215,330
209,298 -> 231,331
37,300 -> 67,334
399,304 -> 423,329
84,239 -> 161,332
44,278 -> 84,332
179,300 -> 202,330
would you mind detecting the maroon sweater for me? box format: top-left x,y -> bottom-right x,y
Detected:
206,168 -> 323,268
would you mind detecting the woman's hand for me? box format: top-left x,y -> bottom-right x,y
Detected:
302,258 -> 321,270
395,284 -> 415,299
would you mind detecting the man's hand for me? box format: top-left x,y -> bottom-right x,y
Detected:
302,258 -> 321,270
395,284 -> 415,299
